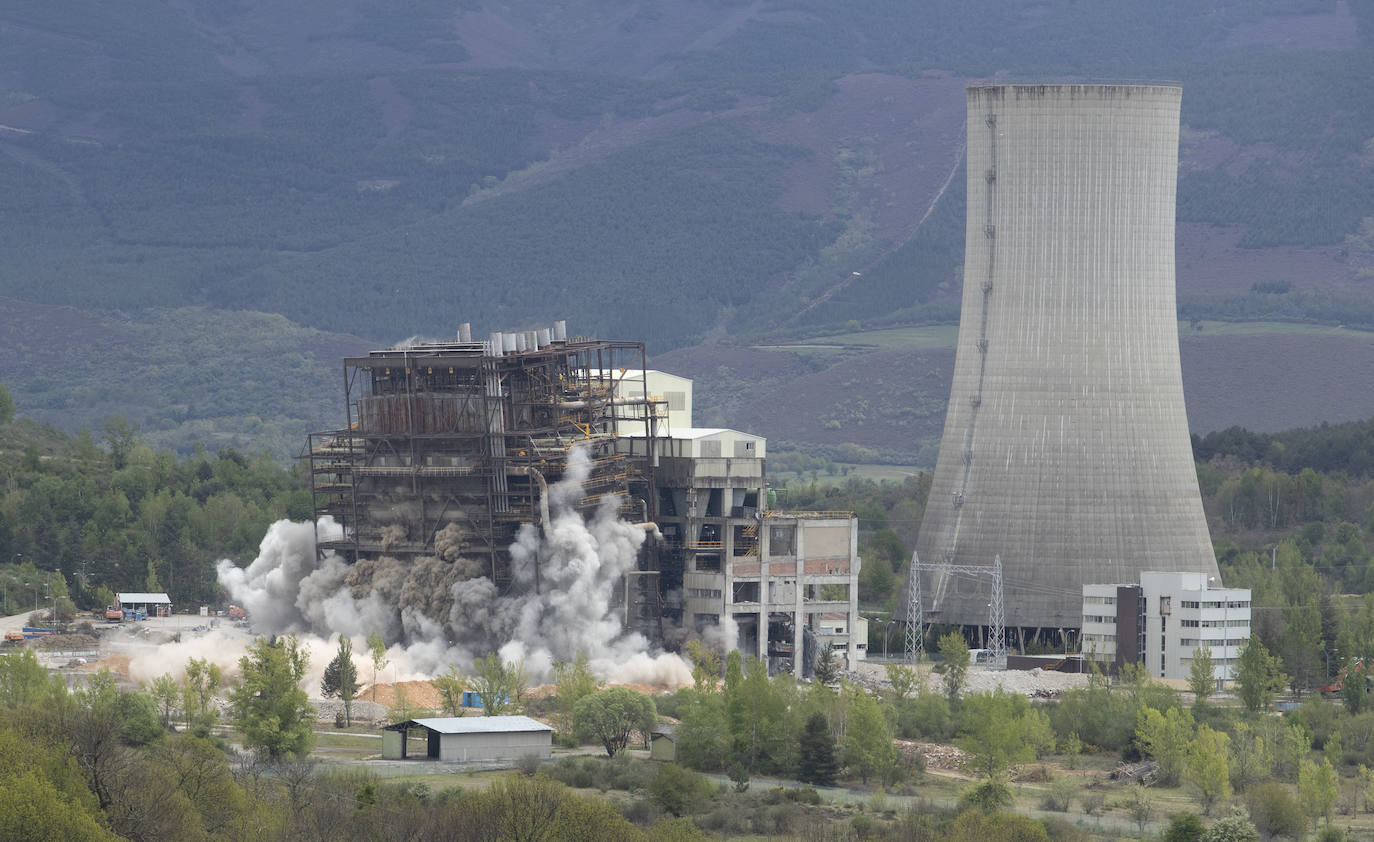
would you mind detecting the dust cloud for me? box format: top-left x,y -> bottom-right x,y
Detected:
213,448 -> 693,687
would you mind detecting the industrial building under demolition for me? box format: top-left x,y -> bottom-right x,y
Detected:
306,322 -> 861,676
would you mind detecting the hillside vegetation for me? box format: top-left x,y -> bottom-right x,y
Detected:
3,0 -> 1374,457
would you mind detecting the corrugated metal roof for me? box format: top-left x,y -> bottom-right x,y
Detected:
390,715 -> 553,735
116,592 -> 171,604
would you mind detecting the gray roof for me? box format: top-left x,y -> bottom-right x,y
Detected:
116,592 -> 171,604
386,715 -> 553,735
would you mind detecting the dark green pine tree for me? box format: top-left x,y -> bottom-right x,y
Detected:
321,635 -> 359,726
797,712 -> 837,786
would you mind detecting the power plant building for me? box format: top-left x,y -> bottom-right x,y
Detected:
911,84 -> 1220,647
308,325 -> 862,676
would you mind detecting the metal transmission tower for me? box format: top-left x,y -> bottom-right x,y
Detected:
905,553 -> 1004,666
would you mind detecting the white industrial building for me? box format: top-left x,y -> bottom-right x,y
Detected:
1082,571 -> 1250,686
382,715 -> 553,763
115,592 -> 172,617
615,371 -> 863,678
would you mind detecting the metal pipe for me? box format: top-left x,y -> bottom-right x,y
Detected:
553,320 -> 567,341
459,323 -> 472,342
536,328 -> 551,348
526,467 -> 551,534
489,332 -> 504,356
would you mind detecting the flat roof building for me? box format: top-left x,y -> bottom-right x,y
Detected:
1082,572 -> 1250,686
116,592 -> 172,617
382,715 -> 553,764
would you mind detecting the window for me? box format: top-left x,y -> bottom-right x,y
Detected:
769,526 -> 796,556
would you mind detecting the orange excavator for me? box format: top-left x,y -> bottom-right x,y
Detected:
1321,659 -> 1371,697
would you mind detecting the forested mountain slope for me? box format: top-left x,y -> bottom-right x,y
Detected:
2,0 -> 1373,455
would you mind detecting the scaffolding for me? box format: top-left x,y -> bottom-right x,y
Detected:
305,330 -> 659,601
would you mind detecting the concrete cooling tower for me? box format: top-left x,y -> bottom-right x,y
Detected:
912,83 -> 1219,639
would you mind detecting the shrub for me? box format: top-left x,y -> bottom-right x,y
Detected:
959,779 -> 1012,811
851,813 -> 877,840
1162,812 -> 1206,842
648,764 -> 712,816
1040,778 -> 1075,812
1247,782 -> 1304,841
1202,815 -> 1259,842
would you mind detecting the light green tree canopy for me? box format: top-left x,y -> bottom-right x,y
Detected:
1188,647 -> 1216,702
841,682 -> 895,785
366,631 -> 389,703
573,686 -> 656,757
934,631 -> 970,701
1185,723 -> 1231,814
1136,705 -> 1195,787
956,689 -> 1049,783
471,652 -> 526,716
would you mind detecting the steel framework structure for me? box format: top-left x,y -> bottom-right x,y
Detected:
305,333 -> 660,609
905,552 -> 1005,666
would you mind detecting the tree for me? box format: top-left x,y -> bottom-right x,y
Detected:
181,657 -> 221,729
1299,758 -> 1339,828
321,635 -> 358,726
1136,705 -> 1195,787
229,636 -> 314,760
573,687 -> 656,757
886,663 -> 919,702
471,653 -> 526,715
149,674 -> 180,729
1235,635 -> 1287,712
725,656 -> 791,773
798,711 -> 838,785
684,640 -> 721,693
553,654 -> 600,736
1185,724 -> 1231,815
813,645 -> 840,685
934,631 -> 969,701
1189,647 -> 1216,703
842,683 -> 895,785
366,631 -> 389,703
1228,722 -> 1274,793
674,689 -> 727,771
1341,663 -> 1367,715
102,415 -> 140,471
433,664 -> 467,717
956,690 -> 1045,783
0,384 -> 14,427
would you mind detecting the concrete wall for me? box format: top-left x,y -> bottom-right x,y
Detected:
915,84 -> 1219,630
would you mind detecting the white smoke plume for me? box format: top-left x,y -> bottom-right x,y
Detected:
215,448 -> 691,688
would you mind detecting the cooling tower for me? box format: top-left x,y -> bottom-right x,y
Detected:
913,83 -> 1219,633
